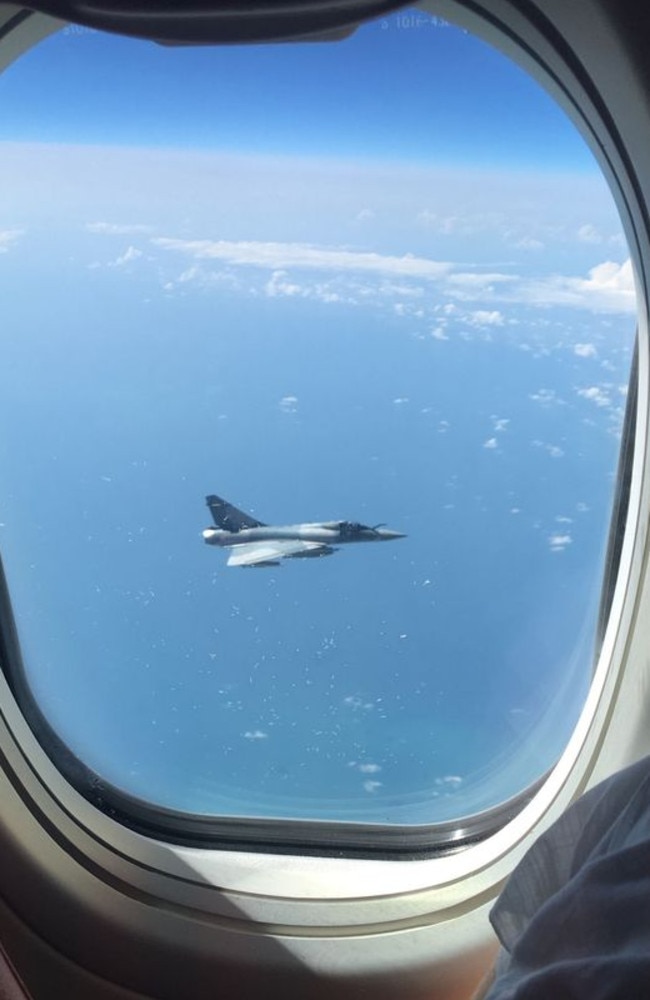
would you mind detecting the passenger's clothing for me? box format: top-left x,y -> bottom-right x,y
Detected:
486,755 -> 650,999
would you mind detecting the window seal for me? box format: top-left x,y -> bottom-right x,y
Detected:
596,339 -> 638,658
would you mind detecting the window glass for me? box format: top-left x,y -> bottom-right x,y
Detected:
0,9 -> 636,824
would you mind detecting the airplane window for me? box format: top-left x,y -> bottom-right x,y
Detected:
0,6 -> 637,843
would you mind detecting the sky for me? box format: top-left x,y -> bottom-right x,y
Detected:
0,8 -> 637,827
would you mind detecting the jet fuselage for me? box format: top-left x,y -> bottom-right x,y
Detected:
202,522 -> 405,547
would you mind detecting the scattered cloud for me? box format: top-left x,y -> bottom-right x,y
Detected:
343,695 -> 375,712
577,223 -> 603,244
466,309 -> 505,328
434,775 -> 463,789
529,388 -> 564,406
416,210 -> 460,233
483,438 -> 498,450
549,533 -> 572,552
348,761 -> 382,774
520,259 -> 636,313
265,269 -> 302,298
492,417 -> 509,433
446,271 -> 515,291
533,440 -> 565,459
0,229 -> 24,253
262,270 -> 353,305
514,235 -> 544,251
279,395 -> 298,413
168,264 -> 241,294
87,222 -> 152,235
363,780 -> 383,793
243,730 -> 268,740
110,245 -> 143,268
355,208 -> 375,222
574,343 -> 597,358
93,233 -> 638,320
577,385 -> 612,408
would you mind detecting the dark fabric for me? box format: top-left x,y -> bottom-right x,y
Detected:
487,756 -> 650,999
0,942 -> 31,1000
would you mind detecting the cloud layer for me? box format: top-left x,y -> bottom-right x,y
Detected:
151,235 -> 636,316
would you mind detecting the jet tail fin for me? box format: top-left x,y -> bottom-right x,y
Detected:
206,494 -> 265,532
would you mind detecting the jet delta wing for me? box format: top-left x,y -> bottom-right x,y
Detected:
203,493 -> 405,568
226,540 -> 336,567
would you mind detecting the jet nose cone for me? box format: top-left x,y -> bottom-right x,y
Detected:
376,528 -> 407,541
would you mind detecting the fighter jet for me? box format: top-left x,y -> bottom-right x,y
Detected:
202,494 -> 406,567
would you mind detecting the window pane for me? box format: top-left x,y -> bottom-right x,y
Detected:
0,10 -> 636,826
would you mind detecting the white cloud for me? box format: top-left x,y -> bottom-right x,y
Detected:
515,235 -> 544,251
87,222 -> 152,235
492,417 -> 509,433
521,259 -> 636,313
574,343 -> 597,358
243,730 -> 268,740
577,223 -> 603,244
549,533 -> 572,552
363,780 -> 383,793
165,265 -> 241,294
416,210 -> 465,234
343,695 -> 375,711
430,326 -> 448,341
265,269 -> 302,298
131,238 -> 634,320
0,228 -> 24,253
467,309 -> 505,327
529,388 -> 563,405
577,385 -> 612,408
110,245 -> 143,267
349,761 -> 382,775
446,272 -> 515,290
355,208 -> 375,222
153,236 -> 453,281
483,438 -> 498,450
279,395 -> 298,413
260,270 -> 353,306
533,440 -> 565,458
434,775 -> 463,788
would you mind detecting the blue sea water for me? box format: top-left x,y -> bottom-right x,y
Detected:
0,249 -> 632,823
